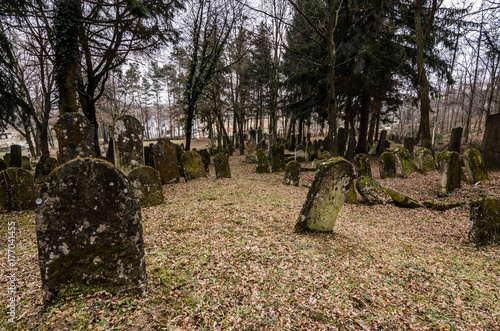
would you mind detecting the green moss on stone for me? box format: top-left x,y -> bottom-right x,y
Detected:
256,149 -> 270,173
394,147 -> 418,178
283,160 -> 301,186
382,186 -> 422,208
355,176 -> 386,205
0,168 -> 37,212
379,152 -> 396,179
469,197 -> 500,245
270,143 -> 286,172
128,166 -> 164,207
436,150 -> 450,169
180,150 -> 207,181
463,148 -> 489,184
214,153 -> 231,179
346,182 -> 359,204
423,200 -> 466,211
354,154 -> 372,178
415,147 -> 436,174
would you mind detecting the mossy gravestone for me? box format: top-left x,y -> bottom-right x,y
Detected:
463,148 -> 489,184
440,151 -> 460,195
54,113 -> 95,164
284,160 -> 301,186
295,158 -> 354,232
306,142 -> 317,162
127,166 -> 164,207
214,153 -> 231,179
354,154 -> 372,178
9,145 -> 22,168
256,149 -> 270,173
35,155 -> 58,184
355,176 -> 386,205
394,147 -> 418,178
270,142 -> 286,172
469,198 -> 500,245
153,138 -> 180,184
198,149 -> 211,173
113,115 -> 144,175
481,113 -> 500,168
379,152 -> 397,179
21,156 -> 32,171
35,158 -> 147,303
0,168 -> 37,212
245,139 -> 257,163
144,145 -> 155,168
181,150 -> 207,181
436,150 -> 450,169
295,145 -> 306,162
415,147 -> 436,174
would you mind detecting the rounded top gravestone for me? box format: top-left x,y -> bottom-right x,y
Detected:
113,115 -> 144,175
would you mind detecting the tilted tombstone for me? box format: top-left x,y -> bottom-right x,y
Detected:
379,152 -> 397,179
469,197 -> 500,245
463,148 -> 489,184
214,152 -> 231,179
403,137 -> 415,157
440,151 -> 460,195
256,149 -> 270,173
354,154 -> 372,178
394,147 -> 418,178
306,141 -> 317,162
9,144 -> 22,168
246,139 -> 257,163
198,149 -> 211,173
414,147 -> 436,174
270,142 -> 286,172
355,176 -> 387,205
35,155 -> 58,184
106,137 -> 115,165
153,138 -> 180,184
113,115 -> 144,175
21,156 -> 32,171
54,113 -> 95,164
449,127 -> 463,153
35,158 -> 147,303
295,158 -> 354,232
0,168 -> 37,212
480,114 -> 500,168
127,166 -> 164,207
180,150 -> 207,181
283,160 -> 301,186
376,130 -> 387,154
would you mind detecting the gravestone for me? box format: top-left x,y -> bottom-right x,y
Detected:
21,156 -> 32,171
346,129 -> 356,161
239,139 -> 245,156
367,142 -> 378,155
214,153 -> 231,179
106,138 -> 115,165
54,113 -> 95,164
463,148 -> 489,184
414,147 -> 436,174
440,151 -> 460,195
379,152 -> 397,179
295,158 -> 354,232
180,150 -> 207,181
376,130 -> 387,154
113,115 -> 144,175
198,149 -> 211,173
394,147 -> 418,178
0,168 -> 37,212
249,129 -> 257,141
256,149 -> 270,173
270,142 -> 286,172
436,150 -> 449,169
128,166 -> 164,207
257,128 -> 263,142
403,137 -> 415,157
469,197 -> 500,245
337,127 -> 346,157
260,139 -> 267,150
9,145 -> 22,168
480,114 -> 500,168
153,138 -> 180,184
295,145 -> 306,162
355,176 -> 387,205
0,159 -> 6,171
35,158 -> 147,303
283,160 -> 301,186
4,153 -> 10,167
246,139 -> 257,163
354,154 -> 372,178
35,155 -> 58,184
144,145 -> 155,168
306,142 -> 317,162
449,127 -> 463,153
289,133 -> 296,151
383,186 -> 421,208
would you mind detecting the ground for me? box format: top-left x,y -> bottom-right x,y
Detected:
0,138 -> 499,330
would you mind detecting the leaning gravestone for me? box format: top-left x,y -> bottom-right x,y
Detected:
355,176 -> 386,205
480,113 -> 500,168
379,152 -> 397,179
153,138 -> 180,184
403,137 -> 415,156
246,139 -> 257,163
440,151 -> 461,195
469,197 -> 500,245
376,130 -> 387,154
414,147 -> 436,174
256,149 -> 270,173
463,148 -> 489,184
54,113 -> 95,164
35,158 -> 147,303
21,156 -> 32,171
127,166 -> 164,207
449,127 -> 463,153
295,145 -> 306,162
180,150 -> 207,181
295,158 -> 354,232
113,115 -> 144,175
306,142 -> 317,162
214,153 -> 231,179
35,155 -> 59,184
9,145 -> 22,168
198,149 -> 211,173
270,142 -> 286,172
0,168 -> 37,212
354,154 -> 372,178
394,147 -> 418,178
283,160 -> 301,186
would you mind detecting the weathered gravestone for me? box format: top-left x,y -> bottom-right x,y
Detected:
0,168 -> 37,211
403,137 -> 415,156
270,142 -> 286,172
198,149 -> 211,173
239,139 -> 245,156
414,147 -> 436,174
257,128 -> 263,142
289,133 -> 296,151
440,151 -> 461,195
354,154 -> 372,178
379,152 -> 397,179
144,145 -> 155,168
214,153 -> 231,179
367,142 -> 378,155
35,155 -> 59,184
306,142 -> 317,162
9,145 -> 22,168
469,197 -> 500,245
283,160 -> 301,186
346,129 -> 356,161
295,158 -> 354,232
449,127 -> 463,153
21,156 -> 32,171
256,149 -> 270,173
355,176 -> 386,205
436,150 -> 449,169
0,159 -> 6,171
480,113 -> 500,168
246,139 -> 257,163
382,186 -> 422,208
376,130 -> 387,154
54,113 -> 95,164
180,150 -> 207,181
394,147 -> 418,178
295,145 -> 306,162
153,138 -> 180,184
35,158 -> 147,303
463,148 -> 489,184
127,166 -> 164,207
113,115 -> 144,175
106,138 -> 115,165
3,153 -> 11,167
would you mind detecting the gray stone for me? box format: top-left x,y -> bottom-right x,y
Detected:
414,147 -> 436,174
180,150 -> 207,181
54,113 -> 95,163
379,152 -> 397,179
35,155 -> 58,184
153,138 -> 180,184
283,160 -> 301,186
127,166 -> 164,207
355,176 -> 387,205
10,145 -> 22,168
295,145 -> 306,162
270,142 -> 286,172
354,154 -> 372,178
469,198 -> 500,245
113,115 -> 144,175
21,155 -> 32,170
440,151 -> 461,195
245,139 -> 257,163
463,148 -> 489,184
0,168 -> 37,212
214,153 -> 231,179
256,149 -> 270,173
394,147 -> 418,178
